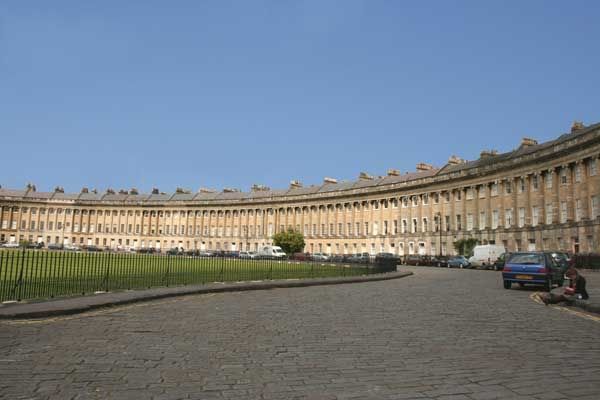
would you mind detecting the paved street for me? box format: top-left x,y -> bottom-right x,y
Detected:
1,267 -> 599,400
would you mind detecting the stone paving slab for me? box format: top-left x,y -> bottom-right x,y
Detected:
0,271 -> 412,319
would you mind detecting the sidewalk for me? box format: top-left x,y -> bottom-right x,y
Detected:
0,271 -> 412,320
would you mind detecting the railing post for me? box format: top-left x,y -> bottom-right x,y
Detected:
164,254 -> 172,287
104,251 -> 112,292
219,257 -> 224,282
12,247 -> 27,301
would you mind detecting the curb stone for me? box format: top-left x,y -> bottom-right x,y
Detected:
0,271 -> 413,320
534,292 -> 600,316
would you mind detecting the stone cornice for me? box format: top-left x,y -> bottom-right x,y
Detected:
1,124 -> 599,209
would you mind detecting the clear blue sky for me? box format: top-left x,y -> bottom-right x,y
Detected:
1,1 -> 599,194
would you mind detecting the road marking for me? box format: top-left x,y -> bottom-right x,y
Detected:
530,292 -> 600,323
1,293 -> 218,326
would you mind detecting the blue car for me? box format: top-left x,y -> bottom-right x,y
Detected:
447,256 -> 470,268
502,252 -> 565,291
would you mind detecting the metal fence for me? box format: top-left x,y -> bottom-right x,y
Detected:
572,253 -> 600,270
0,249 -> 397,302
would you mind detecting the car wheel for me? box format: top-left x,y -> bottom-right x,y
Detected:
437,262 -> 441,267
503,280 -> 511,289
518,282 -> 525,288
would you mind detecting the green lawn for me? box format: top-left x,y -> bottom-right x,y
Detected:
0,249 -> 373,302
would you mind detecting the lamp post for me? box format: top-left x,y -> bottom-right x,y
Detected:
436,212 -> 442,257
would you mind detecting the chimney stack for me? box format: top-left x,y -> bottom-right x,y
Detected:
387,169 -> 401,176
447,155 -> 465,165
571,121 -> 585,133
479,150 -> 498,159
289,180 -> 303,189
520,137 -> 538,148
323,177 -> 338,184
251,184 -> 270,192
416,163 -> 434,172
359,172 -> 374,180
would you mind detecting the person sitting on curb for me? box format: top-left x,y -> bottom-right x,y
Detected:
542,268 -> 589,305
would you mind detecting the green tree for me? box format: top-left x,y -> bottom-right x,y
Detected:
453,238 -> 478,257
272,229 -> 305,255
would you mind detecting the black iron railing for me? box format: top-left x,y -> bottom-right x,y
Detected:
572,253 -> 600,270
0,249 -> 397,302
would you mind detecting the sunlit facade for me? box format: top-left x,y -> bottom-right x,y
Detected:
1,122 -> 599,255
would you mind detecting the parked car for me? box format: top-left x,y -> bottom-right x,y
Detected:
430,255 -> 450,267
63,244 -> 81,252
375,252 -> 401,264
330,254 -> 351,263
311,252 -> 330,261
492,252 -> 509,271
447,256 -> 471,268
502,252 -> 565,291
0,242 -> 20,248
25,241 -> 45,249
375,252 -> 399,259
256,245 -> 286,259
291,252 -> 312,261
404,254 -> 429,266
167,248 -> 184,256
469,245 -> 506,269
137,247 -> 159,254
348,253 -> 371,264
47,243 -> 64,251
198,251 -> 214,257
85,245 -> 103,252
239,251 -> 257,259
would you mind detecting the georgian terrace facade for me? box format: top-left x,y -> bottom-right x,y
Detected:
1,122 -> 600,256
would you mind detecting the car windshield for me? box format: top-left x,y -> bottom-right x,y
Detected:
508,253 -> 543,265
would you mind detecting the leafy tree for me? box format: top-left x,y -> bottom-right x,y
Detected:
453,238 -> 478,257
272,229 -> 305,255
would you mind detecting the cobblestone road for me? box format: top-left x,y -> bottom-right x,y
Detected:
1,267 -> 599,400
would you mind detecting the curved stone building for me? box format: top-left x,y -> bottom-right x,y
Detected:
1,122 -> 599,255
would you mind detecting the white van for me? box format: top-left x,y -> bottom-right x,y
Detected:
469,244 -> 505,269
257,245 -> 287,259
